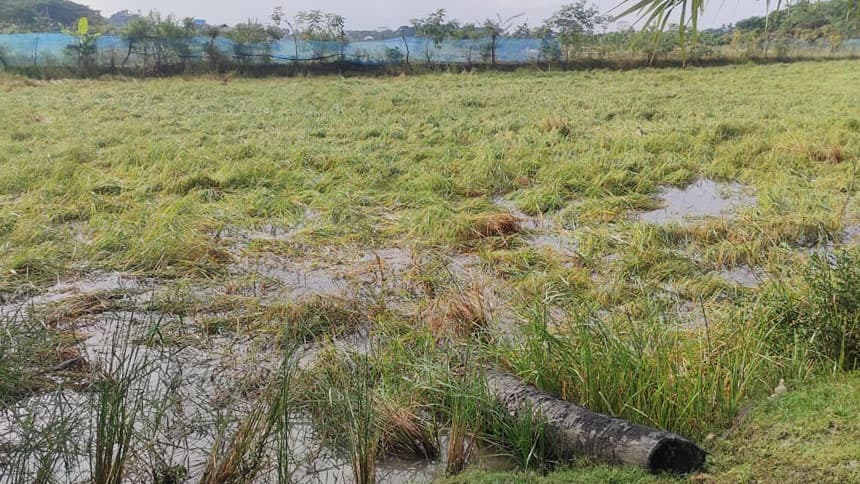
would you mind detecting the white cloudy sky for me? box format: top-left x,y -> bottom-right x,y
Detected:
82,0 -> 769,30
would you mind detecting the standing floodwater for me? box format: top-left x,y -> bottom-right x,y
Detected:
639,179 -> 756,224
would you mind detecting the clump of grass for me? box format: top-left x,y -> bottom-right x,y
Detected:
496,293 -> 796,439
276,296 -> 367,344
0,74 -> 40,90
761,248 -> 860,369
441,367 -> 486,475
0,315 -> 72,405
201,342 -> 301,483
663,213 -> 841,267
191,294 -> 263,334
422,286 -> 490,340
36,291 -> 127,326
483,248 -> 557,280
304,350 -> 379,484
91,329 -> 155,484
572,194 -> 658,224
301,322 -> 470,475
514,186 -> 567,215
221,273 -> 281,297
2,256 -> 59,292
271,343 -> 299,483
711,121 -> 749,141
806,144 -> 847,164
539,117 -> 571,137
168,175 -> 221,195
62,144 -> 96,164
464,213 -> 521,239
499,246 -> 860,445
482,401 -> 550,472
152,465 -> 187,483
117,198 -> 232,276
376,398 -> 439,460
0,390 -> 83,484
200,398 -> 274,484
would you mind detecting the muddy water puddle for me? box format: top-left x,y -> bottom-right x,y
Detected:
0,272 -> 148,319
231,247 -> 417,303
0,237 -> 522,483
236,255 -> 350,300
844,225 -> 860,245
719,266 -> 765,288
804,224 -> 860,262
492,197 -> 579,257
530,233 -> 578,256
215,224 -> 294,243
446,254 -> 520,338
492,197 -> 556,231
1,310 -> 276,482
211,209 -> 320,251
639,179 -> 756,224
1,271 -> 513,483
0,308 -> 446,483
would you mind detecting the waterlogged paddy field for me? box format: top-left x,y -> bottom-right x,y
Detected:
1,61 -> 860,482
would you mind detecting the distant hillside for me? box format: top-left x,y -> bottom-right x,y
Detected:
336,1 -> 859,43
0,0 -> 103,32
734,0 -> 859,38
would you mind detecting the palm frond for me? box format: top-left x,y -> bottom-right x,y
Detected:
615,0 -> 706,64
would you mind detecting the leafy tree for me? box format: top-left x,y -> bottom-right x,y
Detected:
327,13 -> 347,59
120,14 -> 150,66
411,9 -> 459,65
532,26 -> 563,62
385,46 -> 404,64
228,19 -> 282,64
451,23 -> 486,65
202,24 -> 228,70
119,13 -> 196,71
632,24 -> 682,61
399,26 -> 411,66
153,15 -> 196,68
483,13 -> 523,65
735,0 -> 860,39
295,10 -> 348,59
543,2 -> 606,61
271,6 -> 299,61
511,22 -> 532,39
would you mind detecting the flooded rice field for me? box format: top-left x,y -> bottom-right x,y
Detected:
1,184 -> 850,483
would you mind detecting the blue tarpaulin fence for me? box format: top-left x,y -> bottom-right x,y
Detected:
1,32 -> 857,68
0,33 -> 555,66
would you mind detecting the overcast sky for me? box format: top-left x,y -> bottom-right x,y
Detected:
81,1 -> 769,30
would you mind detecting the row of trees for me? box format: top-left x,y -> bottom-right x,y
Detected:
94,2 -> 606,69
3,0 -> 859,72
408,2 -> 607,64
92,8 -> 349,72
